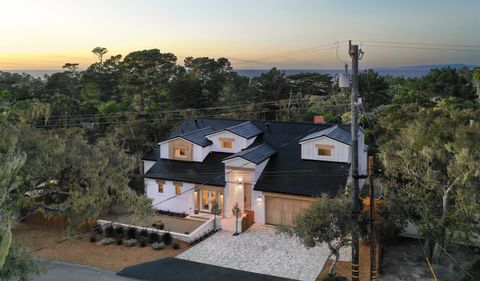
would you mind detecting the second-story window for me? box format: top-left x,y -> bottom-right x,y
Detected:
220,137 -> 234,149
174,148 -> 187,158
316,144 -> 333,156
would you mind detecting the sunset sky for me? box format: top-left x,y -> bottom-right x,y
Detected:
1,0 -> 479,70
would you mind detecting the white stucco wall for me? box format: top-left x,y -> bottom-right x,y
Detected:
206,131 -> 255,153
144,178 -> 195,214
300,136 -> 351,163
143,160 -> 155,173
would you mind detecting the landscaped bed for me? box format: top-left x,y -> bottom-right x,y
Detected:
13,222 -> 188,271
113,214 -> 204,234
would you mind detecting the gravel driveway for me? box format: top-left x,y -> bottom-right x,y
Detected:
177,224 -> 350,281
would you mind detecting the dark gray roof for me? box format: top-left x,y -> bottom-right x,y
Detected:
223,143 -> 276,164
144,118 -> 354,197
144,152 -> 226,186
141,145 -> 160,161
299,125 -> 352,145
168,127 -> 214,147
118,257 -> 295,281
223,121 -> 262,139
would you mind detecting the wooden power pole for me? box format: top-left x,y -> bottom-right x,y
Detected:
368,156 -> 376,281
349,40 -> 362,281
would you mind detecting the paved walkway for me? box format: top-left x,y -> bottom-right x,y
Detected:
177,224 -> 350,281
32,260 -> 137,281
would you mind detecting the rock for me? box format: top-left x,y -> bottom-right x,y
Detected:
123,239 -> 137,247
152,242 -> 165,250
96,237 -> 115,246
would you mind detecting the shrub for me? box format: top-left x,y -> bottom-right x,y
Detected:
89,233 -> 97,243
172,242 -> 180,249
115,226 -> 124,238
104,225 -> 114,238
98,237 -> 115,245
149,232 -> 159,244
127,227 -> 137,240
140,229 -> 148,238
139,237 -> 147,247
94,224 -> 103,235
123,239 -> 137,247
159,223 -> 165,230
163,232 -> 172,245
116,238 -> 123,245
152,242 -> 165,250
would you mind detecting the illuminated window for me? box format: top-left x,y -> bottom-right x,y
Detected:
221,141 -> 233,149
156,180 -> 165,193
316,144 -> 333,156
174,148 -> 187,158
220,138 -> 235,149
175,184 -> 182,195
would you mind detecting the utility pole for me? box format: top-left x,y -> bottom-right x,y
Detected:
368,156 -> 376,281
349,40 -> 362,281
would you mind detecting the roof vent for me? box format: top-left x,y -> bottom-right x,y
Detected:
314,116 -> 325,124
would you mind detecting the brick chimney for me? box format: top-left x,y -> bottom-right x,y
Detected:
313,115 -> 325,124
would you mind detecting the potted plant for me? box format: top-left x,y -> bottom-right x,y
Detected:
232,203 -> 241,236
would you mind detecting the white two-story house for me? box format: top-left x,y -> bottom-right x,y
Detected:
142,117 -> 368,226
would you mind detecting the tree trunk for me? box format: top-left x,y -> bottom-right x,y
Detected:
432,187 -> 452,263
327,242 -> 340,276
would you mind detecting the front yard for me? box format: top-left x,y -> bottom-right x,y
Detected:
177,223 -> 350,281
13,222 -> 189,271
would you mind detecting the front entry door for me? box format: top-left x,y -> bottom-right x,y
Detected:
201,190 -> 217,212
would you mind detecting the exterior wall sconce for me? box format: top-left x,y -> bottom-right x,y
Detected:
257,196 -> 263,202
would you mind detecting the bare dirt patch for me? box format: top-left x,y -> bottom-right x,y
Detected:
13,223 -> 188,271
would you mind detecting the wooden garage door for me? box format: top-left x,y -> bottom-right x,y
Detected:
265,194 -> 313,226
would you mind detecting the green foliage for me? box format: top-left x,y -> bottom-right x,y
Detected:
0,124 -> 43,279
287,72 -> 333,96
358,69 -> 391,110
379,106 -> 480,260
421,67 -> 475,100
286,195 -> 352,276
0,244 -> 44,281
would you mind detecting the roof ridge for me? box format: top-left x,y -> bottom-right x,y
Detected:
181,126 -> 212,136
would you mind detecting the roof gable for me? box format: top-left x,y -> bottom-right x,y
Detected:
299,125 -> 352,145
206,121 -> 262,139
223,143 -> 276,164
160,127 -> 214,147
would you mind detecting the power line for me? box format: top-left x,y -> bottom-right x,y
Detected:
362,44 -> 480,53
355,40 -> 480,49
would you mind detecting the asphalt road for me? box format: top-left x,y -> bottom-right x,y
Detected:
33,260 -> 138,281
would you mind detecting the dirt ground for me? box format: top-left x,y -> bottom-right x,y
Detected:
380,238 -> 478,281
13,223 -> 189,271
318,243 -> 371,281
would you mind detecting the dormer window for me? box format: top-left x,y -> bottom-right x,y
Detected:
220,137 -> 234,149
316,144 -> 333,157
175,148 -> 187,158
